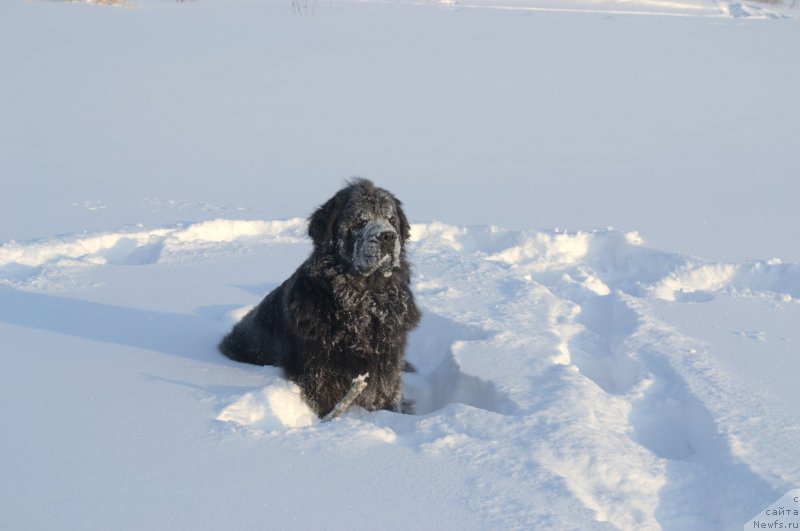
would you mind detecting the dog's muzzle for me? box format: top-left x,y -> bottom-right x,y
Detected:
351,220 -> 401,276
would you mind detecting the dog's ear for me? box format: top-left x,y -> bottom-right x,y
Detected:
394,197 -> 411,243
308,191 -> 344,248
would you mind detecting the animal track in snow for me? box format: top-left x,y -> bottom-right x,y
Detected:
404,312 -> 517,415
568,293 -> 643,395
535,265 -> 745,459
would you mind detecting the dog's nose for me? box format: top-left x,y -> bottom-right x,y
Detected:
378,230 -> 397,251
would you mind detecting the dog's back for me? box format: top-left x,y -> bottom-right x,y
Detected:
218,285 -> 289,366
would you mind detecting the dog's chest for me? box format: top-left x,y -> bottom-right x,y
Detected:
332,285 -> 406,352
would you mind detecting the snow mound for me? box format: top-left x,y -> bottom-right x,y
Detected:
217,372 -> 318,431
411,222 -> 800,303
716,0 -> 788,18
0,218 -> 307,288
651,259 -> 800,301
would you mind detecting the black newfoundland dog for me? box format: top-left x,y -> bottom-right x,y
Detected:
219,179 -> 420,417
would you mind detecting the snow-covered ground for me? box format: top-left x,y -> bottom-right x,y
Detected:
1,1 -> 799,529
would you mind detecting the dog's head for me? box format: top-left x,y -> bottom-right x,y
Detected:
308,178 -> 411,277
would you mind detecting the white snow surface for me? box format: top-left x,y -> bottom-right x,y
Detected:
2,217 -> 798,529
1,0 -> 799,530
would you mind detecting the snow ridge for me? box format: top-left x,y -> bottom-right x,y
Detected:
341,0 -> 790,19
0,218 -> 306,288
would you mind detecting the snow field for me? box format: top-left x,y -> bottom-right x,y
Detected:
2,0 -> 799,527
2,218 -> 797,528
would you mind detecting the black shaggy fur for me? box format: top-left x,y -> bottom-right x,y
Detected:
219,179 -> 421,417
